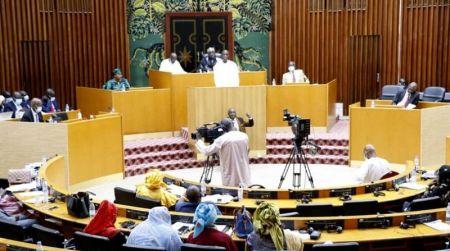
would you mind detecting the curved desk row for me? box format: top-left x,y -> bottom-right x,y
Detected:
0,238 -> 66,251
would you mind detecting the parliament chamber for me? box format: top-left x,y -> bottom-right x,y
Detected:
1,1 -> 450,251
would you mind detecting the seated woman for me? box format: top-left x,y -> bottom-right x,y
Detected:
83,200 -> 126,248
247,202 -> 303,251
127,206 -> 182,251
186,203 -> 238,251
136,169 -> 178,208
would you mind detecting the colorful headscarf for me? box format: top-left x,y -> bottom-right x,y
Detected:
253,202 -> 284,251
144,169 -> 167,190
83,200 -> 119,239
193,203 -> 218,238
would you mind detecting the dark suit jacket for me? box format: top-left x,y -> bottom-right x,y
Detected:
199,57 -> 217,72
393,90 -> 420,107
42,99 -> 60,113
20,109 -> 43,122
236,117 -> 254,133
4,101 -> 16,113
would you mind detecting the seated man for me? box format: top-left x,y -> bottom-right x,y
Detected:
175,185 -> 221,214
0,190 -> 37,228
1,91 -> 13,112
42,88 -> 60,112
213,50 -> 239,87
196,118 -> 251,187
19,90 -> 30,109
103,68 -> 130,91
21,98 -> 44,123
136,169 -> 178,208
7,91 -> 26,119
199,47 -> 217,73
282,61 -> 310,84
159,52 -> 186,74
356,144 -> 391,183
227,108 -> 253,133
397,78 -> 408,89
393,82 -> 420,109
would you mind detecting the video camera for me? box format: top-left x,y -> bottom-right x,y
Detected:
283,109 -> 310,140
191,123 -> 225,144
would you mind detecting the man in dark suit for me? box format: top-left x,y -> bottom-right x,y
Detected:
6,91 -> 26,119
19,90 -> 30,109
2,91 -> 13,112
42,88 -> 60,113
227,108 -> 254,133
21,98 -> 44,123
393,82 -> 420,109
198,47 -> 217,73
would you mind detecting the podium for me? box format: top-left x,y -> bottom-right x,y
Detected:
76,87 -> 172,134
187,86 -> 267,152
350,101 -> 450,166
149,70 -> 267,130
267,79 -> 337,131
0,114 -> 124,186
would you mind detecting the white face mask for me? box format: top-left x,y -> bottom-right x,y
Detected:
15,99 -> 22,105
288,66 -> 295,72
23,95 -> 29,101
50,97 -> 56,102
35,106 -> 42,113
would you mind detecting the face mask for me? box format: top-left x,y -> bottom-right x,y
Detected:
23,95 -> 29,101
35,106 -> 42,113
5,98 -> 13,103
50,97 -> 56,101
15,99 -> 22,105
288,66 -> 295,72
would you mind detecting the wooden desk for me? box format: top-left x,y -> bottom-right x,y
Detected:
149,70 -> 267,130
0,238 -> 67,251
350,102 -> 450,166
267,80 -> 337,131
76,87 -> 172,134
187,86 -> 267,151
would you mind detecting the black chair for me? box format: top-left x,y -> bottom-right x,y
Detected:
0,178 -> 9,189
0,218 -> 27,241
410,196 -> 442,211
312,242 -> 359,250
421,87 -> 446,102
343,200 -> 378,216
296,204 -> 334,217
74,231 -> 112,251
114,187 -> 136,206
181,243 -> 226,251
32,224 -> 65,248
380,85 -> 403,100
134,196 -> 161,209
121,244 -> 166,251
443,92 -> 450,102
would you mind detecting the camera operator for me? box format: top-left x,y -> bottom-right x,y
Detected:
195,118 -> 251,187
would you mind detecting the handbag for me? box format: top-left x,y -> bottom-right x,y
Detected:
233,205 -> 254,238
66,192 -> 90,218
8,169 -> 33,184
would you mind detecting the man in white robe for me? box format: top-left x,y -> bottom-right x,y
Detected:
282,61 -> 310,84
356,144 -> 391,183
195,118 -> 251,187
213,50 -> 240,87
159,52 -> 186,74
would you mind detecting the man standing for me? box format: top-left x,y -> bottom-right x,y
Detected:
282,61 -> 310,84
199,47 -> 217,72
393,82 -> 420,109
227,108 -> 254,133
42,88 -> 60,112
196,118 -> 251,187
104,68 -> 131,91
356,144 -> 391,183
159,52 -> 186,74
213,50 -> 240,87
21,98 -> 44,123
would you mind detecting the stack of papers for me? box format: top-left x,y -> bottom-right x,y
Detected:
7,182 -> 36,193
202,194 -> 234,204
398,182 -> 426,190
421,171 -> 437,179
167,184 -> 187,197
424,220 -> 450,231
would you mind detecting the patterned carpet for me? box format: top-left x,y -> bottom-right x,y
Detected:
124,120 -> 350,177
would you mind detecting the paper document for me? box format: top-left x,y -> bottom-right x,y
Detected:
398,182 -> 426,190
7,182 -> 36,192
424,220 -> 450,231
202,194 -> 234,204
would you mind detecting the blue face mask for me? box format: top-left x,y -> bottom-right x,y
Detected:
15,99 -> 22,105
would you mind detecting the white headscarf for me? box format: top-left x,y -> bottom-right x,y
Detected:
126,207 -> 182,251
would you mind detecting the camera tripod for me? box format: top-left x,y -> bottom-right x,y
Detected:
199,153 -> 219,184
278,137 -> 315,189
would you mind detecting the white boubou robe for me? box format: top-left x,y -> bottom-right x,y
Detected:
159,59 -> 186,74
213,60 -> 240,87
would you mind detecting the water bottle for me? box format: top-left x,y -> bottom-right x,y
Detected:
48,116 -> 53,123
42,180 -> 48,204
36,177 -> 42,191
446,203 -> 450,222
414,155 -> 420,172
65,104 -> 70,112
77,111 -> 82,119
410,169 -> 417,183
89,200 -> 96,217
238,183 -> 244,201
36,241 -> 44,251
272,78 -> 276,86
200,181 -> 207,197
89,114 -> 94,120
370,100 -> 375,108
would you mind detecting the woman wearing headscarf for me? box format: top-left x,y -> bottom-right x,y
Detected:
83,200 -> 126,247
186,203 -> 238,251
247,202 -> 303,251
136,169 -> 178,208
127,207 -> 182,251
